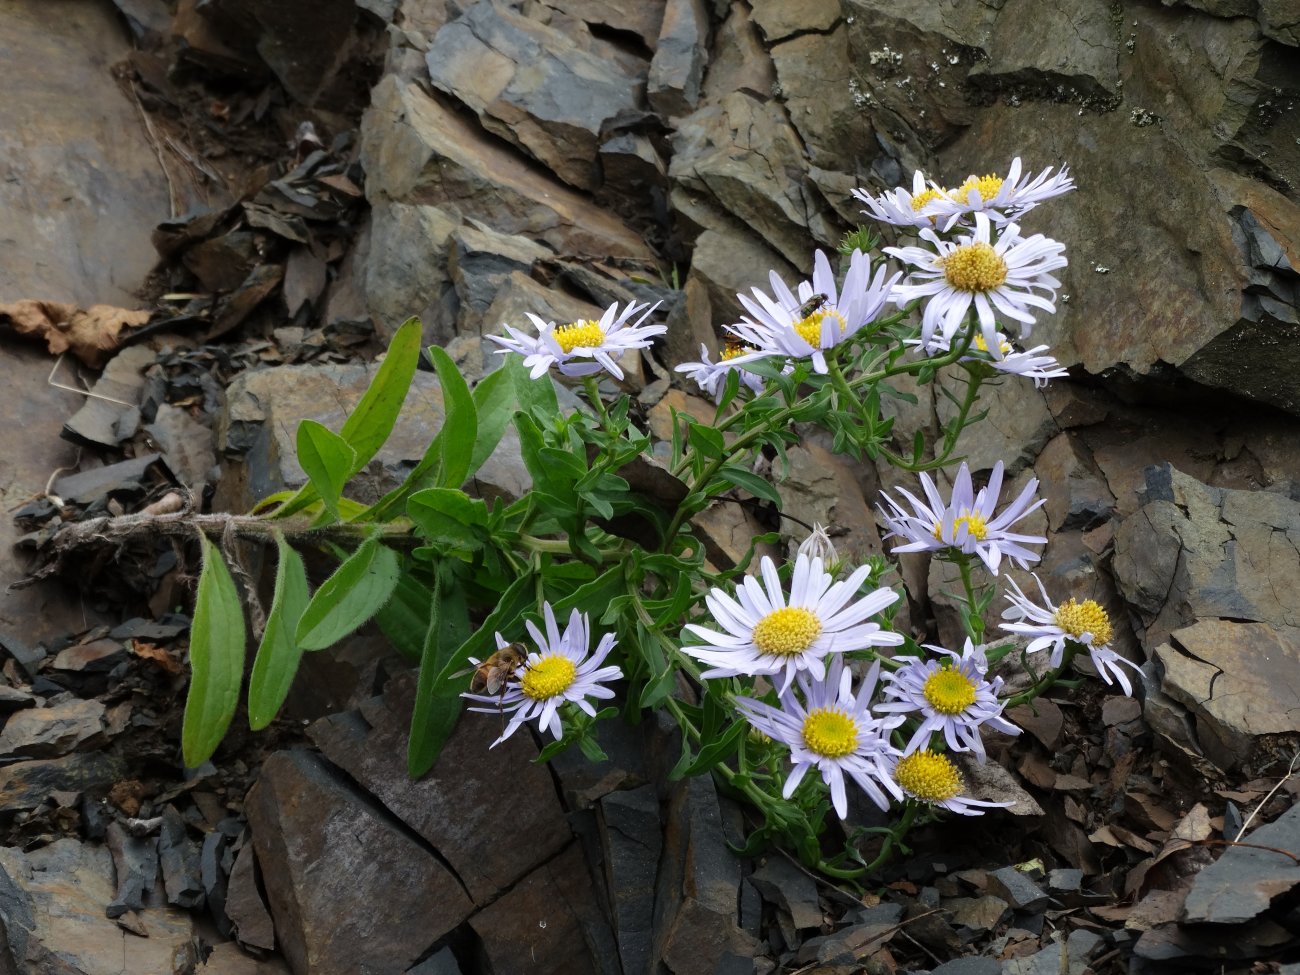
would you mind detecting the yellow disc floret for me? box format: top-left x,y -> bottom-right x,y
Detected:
951,174 -> 1003,204
923,665 -> 978,715
801,708 -> 859,758
553,320 -> 606,353
932,511 -> 989,542
939,243 -> 1008,293
910,187 -> 945,212
895,751 -> 963,802
752,606 -> 823,657
520,656 -> 577,700
1053,599 -> 1113,646
793,308 -> 846,347
972,333 -> 1013,356
722,342 -> 758,360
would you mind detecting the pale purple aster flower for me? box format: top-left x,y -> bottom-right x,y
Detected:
736,656 -> 904,818
907,329 -> 1069,384
462,603 -> 622,745
674,342 -> 770,399
885,213 -> 1067,356
1000,574 -> 1140,696
681,553 -> 903,695
890,749 -> 1012,816
852,169 -> 955,230
488,299 -> 664,381
877,461 -> 1047,575
724,249 -> 901,374
929,157 -> 1075,226
876,638 -> 1021,761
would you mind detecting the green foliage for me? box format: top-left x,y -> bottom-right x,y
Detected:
247,534 -> 309,730
182,535 -> 247,768
295,536 -> 401,651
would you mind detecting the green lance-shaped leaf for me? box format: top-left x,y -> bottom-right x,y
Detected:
295,537 -> 401,651
296,420 -> 356,522
182,535 -> 248,768
427,345 -> 477,490
375,571 -> 435,663
272,317 -> 423,518
247,535 -> 310,730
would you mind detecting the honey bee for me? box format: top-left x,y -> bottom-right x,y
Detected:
469,642 -> 529,700
796,293 -> 829,318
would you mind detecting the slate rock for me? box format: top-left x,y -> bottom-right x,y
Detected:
1003,929 -> 1103,975
929,958 -> 1001,975
651,775 -> 758,972
986,866 -> 1050,912
0,860 -> 33,972
51,639 -> 130,674
105,821 -> 158,919
307,673 -> 570,904
0,699 -> 106,761
749,855 -> 823,931
469,842 -> 615,975
247,749 -> 474,975
773,440 -> 887,568
0,751 -> 124,814
361,76 -> 653,261
1033,432 -> 1115,532
599,785 -> 662,975
225,843 -> 275,952
158,805 -> 204,909
647,0 -> 709,117
1182,802 -> 1300,924
0,687 -> 36,715
201,830 -> 232,938
61,346 -> 154,449
947,894 -> 1010,933
405,945 -> 462,975
0,838 -> 197,974
198,941 -> 293,973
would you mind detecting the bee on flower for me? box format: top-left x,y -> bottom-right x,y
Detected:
488,299 -> 664,381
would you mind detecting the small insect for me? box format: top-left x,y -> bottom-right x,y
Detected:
796,293 -> 829,318
469,642 -> 530,700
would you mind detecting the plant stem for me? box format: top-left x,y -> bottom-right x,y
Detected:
955,555 -> 985,642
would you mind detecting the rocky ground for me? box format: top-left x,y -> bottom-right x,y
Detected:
1,0 -> 1299,973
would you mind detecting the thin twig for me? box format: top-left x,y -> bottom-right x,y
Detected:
1234,750 -> 1300,842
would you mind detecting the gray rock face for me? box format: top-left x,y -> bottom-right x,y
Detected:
247,749 -> 475,975
426,2 -> 645,191
647,0 -> 710,118
1182,802 -> 1300,923
0,700 -> 106,760
599,785 -> 662,975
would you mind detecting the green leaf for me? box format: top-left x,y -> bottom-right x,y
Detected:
376,571 -> 435,662
339,317 -> 424,469
718,465 -> 782,505
427,345 -> 477,489
466,361 -> 516,478
182,535 -> 247,768
407,488 -> 488,548
296,420 -> 356,522
688,421 -> 726,459
406,565 -> 470,777
295,538 -> 401,651
678,719 -> 748,778
247,535 -> 309,730
511,354 -> 559,417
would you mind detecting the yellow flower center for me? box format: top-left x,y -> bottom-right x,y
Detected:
793,308 -> 846,347
553,320 -> 606,354
722,342 -> 757,361
923,665 -> 978,715
940,242 -> 1008,293
895,751 -> 963,802
972,333 -> 1013,356
752,606 -> 823,657
951,174 -> 1003,204
801,708 -> 859,758
520,656 -> 577,700
932,511 -> 988,542
1053,599 -> 1113,646
910,187 -> 945,212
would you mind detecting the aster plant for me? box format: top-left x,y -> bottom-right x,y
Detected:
168,157 -> 1142,884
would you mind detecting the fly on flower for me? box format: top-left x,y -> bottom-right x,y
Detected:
488,299 -> 665,381
680,553 -> 903,695
877,461 -> 1046,575
462,603 -> 623,746
736,655 -> 904,818
724,249 -> 900,375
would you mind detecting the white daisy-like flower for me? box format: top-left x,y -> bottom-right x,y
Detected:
1000,574 -> 1140,696
885,213 -> 1067,356
876,638 -> 1021,762
908,329 -> 1069,384
724,249 -> 900,375
462,603 -> 622,745
488,299 -> 665,381
890,749 -> 1011,816
736,655 -> 904,818
877,460 -> 1046,575
674,342 -> 770,399
852,169 -> 953,230
681,553 -> 903,695
931,157 -> 1075,226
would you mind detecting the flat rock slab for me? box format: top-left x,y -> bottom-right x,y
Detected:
307,673 -> 571,904
0,0 -> 167,306
0,751 -> 124,814
0,838 -> 197,974
246,748 -> 474,975
0,699 -> 106,760
1182,803 -> 1300,924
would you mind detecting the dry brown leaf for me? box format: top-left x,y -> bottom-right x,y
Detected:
1,299 -> 150,368
131,639 -> 183,675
